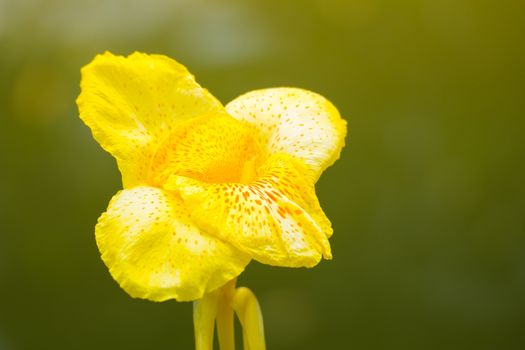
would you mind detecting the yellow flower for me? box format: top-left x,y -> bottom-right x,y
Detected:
77,52 -> 347,303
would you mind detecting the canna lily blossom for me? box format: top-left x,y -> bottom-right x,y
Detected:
77,52 -> 346,349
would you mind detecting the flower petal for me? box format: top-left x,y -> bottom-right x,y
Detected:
165,154 -> 332,267
225,88 -> 347,182
96,186 -> 250,302
150,113 -> 264,187
77,52 -> 223,187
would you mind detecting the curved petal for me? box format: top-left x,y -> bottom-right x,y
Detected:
150,113 -> 264,187
77,52 -> 223,187
225,87 -> 347,182
165,154 -> 332,268
96,186 -> 250,302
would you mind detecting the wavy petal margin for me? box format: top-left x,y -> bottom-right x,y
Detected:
77,52 -> 223,187
165,154 -> 332,267
226,87 -> 347,182
96,186 -> 250,301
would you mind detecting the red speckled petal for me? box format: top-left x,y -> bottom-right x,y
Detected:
165,154 -> 332,267
77,52 -> 223,188
96,186 -> 250,302
226,87 -> 347,182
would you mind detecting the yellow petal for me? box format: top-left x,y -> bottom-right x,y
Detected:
96,186 -> 250,302
225,88 -> 347,182
165,154 -> 332,268
77,52 -> 223,188
150,112 -> 264,187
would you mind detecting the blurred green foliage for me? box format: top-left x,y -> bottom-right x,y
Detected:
1,0 -> 524,349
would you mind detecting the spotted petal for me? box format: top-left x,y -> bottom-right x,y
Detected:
96,186 -> 250,302
225,87 -> 347,182
150,112 -> 264,187
77,52 -> 223,187
165,154 -> 332,267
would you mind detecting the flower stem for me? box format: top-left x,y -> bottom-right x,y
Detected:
216,280 -> 237,350
232,287 -> 266,350
193,288 -> 219,350
193,281 -> 266,350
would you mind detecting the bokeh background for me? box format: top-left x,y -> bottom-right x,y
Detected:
1,0 -> 524,349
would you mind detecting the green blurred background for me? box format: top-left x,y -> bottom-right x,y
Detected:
1,0 -> 524,349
